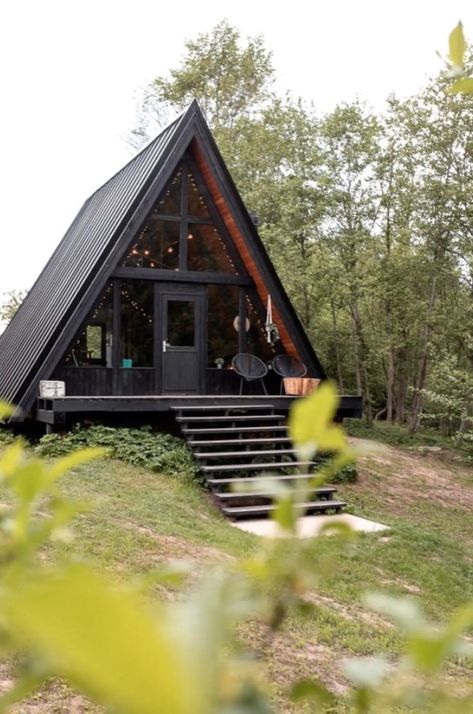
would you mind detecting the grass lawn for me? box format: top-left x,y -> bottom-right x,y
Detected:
4,431 -> 473,711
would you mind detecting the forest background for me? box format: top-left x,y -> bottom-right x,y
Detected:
128,20 -> 473,436
4,19 -> 473,437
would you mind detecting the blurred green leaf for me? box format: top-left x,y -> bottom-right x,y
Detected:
365,592 -> 424,631
0,670 -> 45,711
344,655 -> 389,687
448,601 -> 473,637
449,22 -> 466,69
449,77 -> 473,94
288,381 -> 347,456
290,677 -> 335,704
406,631 -> 453,672
0,401 -> 14,420
310,449 -> 357,488
317,520 -> 357,539
0,442 -> 24,480
9,460 -> 49,504
4,565 -> 210,714
273,495 -> 296,533
234,476 -> 291,498
48,447 -> 107,480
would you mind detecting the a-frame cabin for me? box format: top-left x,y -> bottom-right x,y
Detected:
0,101 -> 361,429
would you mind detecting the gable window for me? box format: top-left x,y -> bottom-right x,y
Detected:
120,164 -> 238,274
187,224 -> 235,272
123,221 -> 180,270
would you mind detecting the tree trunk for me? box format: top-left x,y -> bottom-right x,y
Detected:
408,276 -> 437,434
351,304 -> 373,425
386,349 -> 395,423
330,300 -> 345,393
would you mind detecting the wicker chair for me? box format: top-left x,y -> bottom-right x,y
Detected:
232,353 -> 268,395
272,354 -> 307,394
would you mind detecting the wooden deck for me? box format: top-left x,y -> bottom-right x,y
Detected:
36,394 -> 362,425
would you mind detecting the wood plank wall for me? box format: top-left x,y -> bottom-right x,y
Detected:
191,140 -> 299,360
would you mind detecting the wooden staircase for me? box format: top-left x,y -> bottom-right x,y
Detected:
172,403 -> 346,520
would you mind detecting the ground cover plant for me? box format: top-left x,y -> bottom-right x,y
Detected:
0,385 -> 471,712
36,425 -> 199,482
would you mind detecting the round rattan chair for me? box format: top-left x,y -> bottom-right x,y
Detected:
271,354 -> 307,394
232,353 -> 268,395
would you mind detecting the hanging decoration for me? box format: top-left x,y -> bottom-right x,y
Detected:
265,294 -> 280,345
233,315 -> 250,333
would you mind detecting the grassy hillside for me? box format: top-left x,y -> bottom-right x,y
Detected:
4,436 -> 473,711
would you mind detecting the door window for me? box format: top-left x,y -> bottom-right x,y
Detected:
167,300 -> 195,347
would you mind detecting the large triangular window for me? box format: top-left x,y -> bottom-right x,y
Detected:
121,165 -> 238,273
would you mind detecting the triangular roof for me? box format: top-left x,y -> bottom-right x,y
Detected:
0,101 -> 325,419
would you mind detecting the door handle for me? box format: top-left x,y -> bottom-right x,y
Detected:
163,339 -> 170,352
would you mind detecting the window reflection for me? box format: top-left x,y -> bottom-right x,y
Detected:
207,286 -> 239,367
167,300 -> 195,347
122,222 -> 180,270
155,171 -> 181,215
187,224 -> 236,273
188,170 -> 210,218
120,281 -> 154,367
63,283 -> 113,367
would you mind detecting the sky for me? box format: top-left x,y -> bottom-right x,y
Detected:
0,0 -> 472,299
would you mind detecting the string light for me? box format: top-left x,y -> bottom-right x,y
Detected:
122,167 -> 239,275
121,288 -> 153,325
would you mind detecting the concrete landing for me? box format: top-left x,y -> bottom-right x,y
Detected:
233,513 -> 389,538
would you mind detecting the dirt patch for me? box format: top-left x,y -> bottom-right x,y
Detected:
352,439 -> 473,512
240,618 -> 348,711
120,520 -> 232,565
0,671 -> 100,713
304,591 -> 394,630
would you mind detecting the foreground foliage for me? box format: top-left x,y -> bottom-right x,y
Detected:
0,388 -> 471,712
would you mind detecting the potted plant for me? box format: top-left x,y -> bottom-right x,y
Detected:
214,357 -> 225,369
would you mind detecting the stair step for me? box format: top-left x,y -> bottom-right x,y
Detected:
216,487 -> 337,500
171,404 -> 276,412
207,473 -> 320,486
222,500 -> 346,518
182,426 -> 288,435
196,448 -> 297,459
201,461 -> 313,473
176,414 -> 285,423
189,437 -> 292,446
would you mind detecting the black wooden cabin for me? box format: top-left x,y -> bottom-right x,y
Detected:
0,101 -> 361,426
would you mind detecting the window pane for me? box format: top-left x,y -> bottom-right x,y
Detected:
167,300 -> 195,347
63,283 -> 113,366
187,224 -> 236,273
188,170 -> 210,218
120,281 -> 154,367
86,325 -> 104,360
122,221 -> 180,270
155,170 -> 181,215
207,285 -> 239,367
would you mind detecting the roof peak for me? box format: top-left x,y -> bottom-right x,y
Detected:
87,101 -> 206,203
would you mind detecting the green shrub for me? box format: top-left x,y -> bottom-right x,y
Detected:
36,425 -> 199,481
331,461 -> 358,483
0,428 -> 16,448
311,453 -> 358,483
